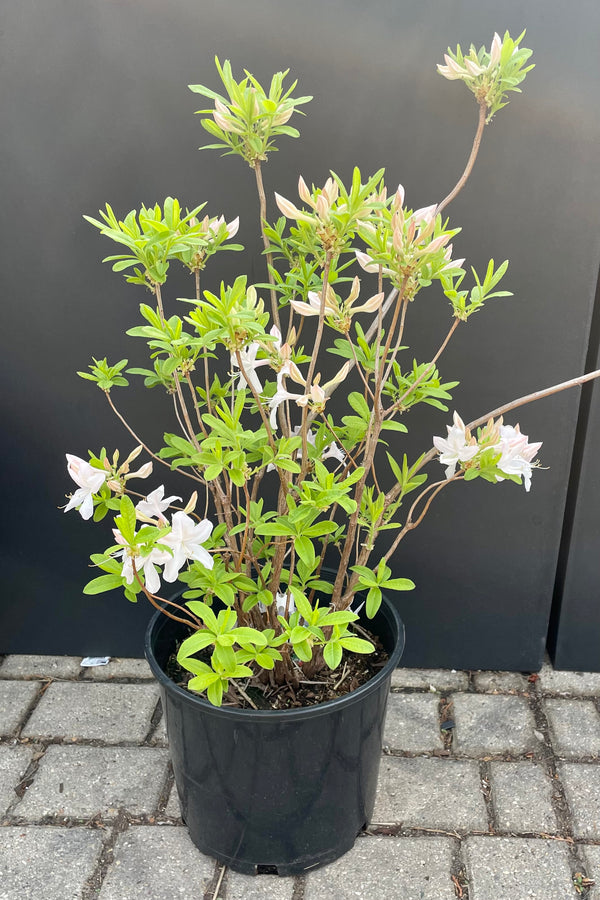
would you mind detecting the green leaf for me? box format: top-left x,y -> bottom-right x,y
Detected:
83,574 -> 124,595
116,495 -> 137,543
177,630 -> 215,660
323,641 -> 343,669
366,586 -> 382,618
293,640 -> 313,662
292,591 -> 313,622
383,578 -> 416,591
188,670 -> 220,690
206,679 -> 224,706
339,636 -> 375,654
294,535 -> 315,566
185,601 -> 218,632
231,627 -> 268,647
213,642 -> 236,670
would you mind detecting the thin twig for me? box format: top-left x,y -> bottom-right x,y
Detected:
104,391 -> 203,484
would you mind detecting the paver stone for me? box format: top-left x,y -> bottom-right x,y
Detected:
98,827 -> 214,899
0,681 -> 40,736
305,835 -> 455,900
383,693 -> 443,752
544,698 -> 600,758
465,836 -> 578,900
372,756 -> 487,831
22,682 -> 159,742
0,745 -> 32,815
452,693 -> 537,756
559,763 -> 600,839
14,745 -> 168,818
0,826 -> 103,900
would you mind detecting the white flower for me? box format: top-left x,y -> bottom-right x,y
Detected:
113,528 -> 170,595
494,425 -> 542,492
268,372 -> 305,429
231,326 -> 282,394
160,512 -> 214,582
136,485 -> 182,524
433,412 -> 479,478
323,440 -> 346,466
266,428 -> 344,472
231,342 -> 264,394
64,454 -> 107,520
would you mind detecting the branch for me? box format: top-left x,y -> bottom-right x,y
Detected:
436,100 -> 487,217
254,161 -> 281,332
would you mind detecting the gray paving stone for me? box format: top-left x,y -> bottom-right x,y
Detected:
545,698 -> 600,758
473,671 -> 529,692
0,745 -> 32,814
372,756 -> 487,831
165,783 -> 182,819
0,681 -> 40,735
383,693 -> 444,752
452,692 -> 537,756
14,745 -> 168,818
21,682 -> 159,742
537,663 -> 600,696
98,826 -> 214,899
581,844 -> 600,899
150,705 -> 168,746
227,869 -> 294,899
82,657 -> 153,680
559,762 -> 600,839
391,667 -> 468,691
0,655 -> 81,679
466,835 -> 577,900
305,835 -> 455,900
0,825 -> 103,900
489,761 -> 557,833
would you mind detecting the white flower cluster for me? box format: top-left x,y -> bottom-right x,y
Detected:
64,458 -> 214,593
433,412 -> 542,491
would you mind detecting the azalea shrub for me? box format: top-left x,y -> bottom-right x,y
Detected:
65,32 -> 580,708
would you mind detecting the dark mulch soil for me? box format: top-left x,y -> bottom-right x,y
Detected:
165,628 -> 389,710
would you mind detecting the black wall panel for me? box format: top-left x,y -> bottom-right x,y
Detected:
2,1 -> 600,666
550,269 -> 600,671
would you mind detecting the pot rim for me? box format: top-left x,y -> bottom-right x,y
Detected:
144,595 -> 405,722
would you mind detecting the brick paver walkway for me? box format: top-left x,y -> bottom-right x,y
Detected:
1,654 -> 600,899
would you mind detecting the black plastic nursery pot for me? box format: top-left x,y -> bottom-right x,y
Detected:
145,595 -> 405,876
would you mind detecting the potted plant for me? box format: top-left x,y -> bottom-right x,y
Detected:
63,32 -> 597,873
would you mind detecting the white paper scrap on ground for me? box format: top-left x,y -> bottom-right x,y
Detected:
80,656 -> 111,667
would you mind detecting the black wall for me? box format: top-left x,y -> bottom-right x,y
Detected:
2,1 -> 600,667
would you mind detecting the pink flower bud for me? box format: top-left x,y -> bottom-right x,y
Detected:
355,250 -> 379,274
316,193 -> 329,219
490,32 -> 502,68
464,58 -> 485,77
274,193 -> 312,222
298,176 -> 312,205
213,111 -> 236,133
323,178 -> 338,204
354,292 -> 385,314
226,216 -> 240,238
393,184 -> 405,211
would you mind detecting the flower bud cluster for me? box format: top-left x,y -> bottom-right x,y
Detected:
290,276 -> 384,334
356,186 -> 463,297
275,174 -> 379,259
437,31 -> 534,121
